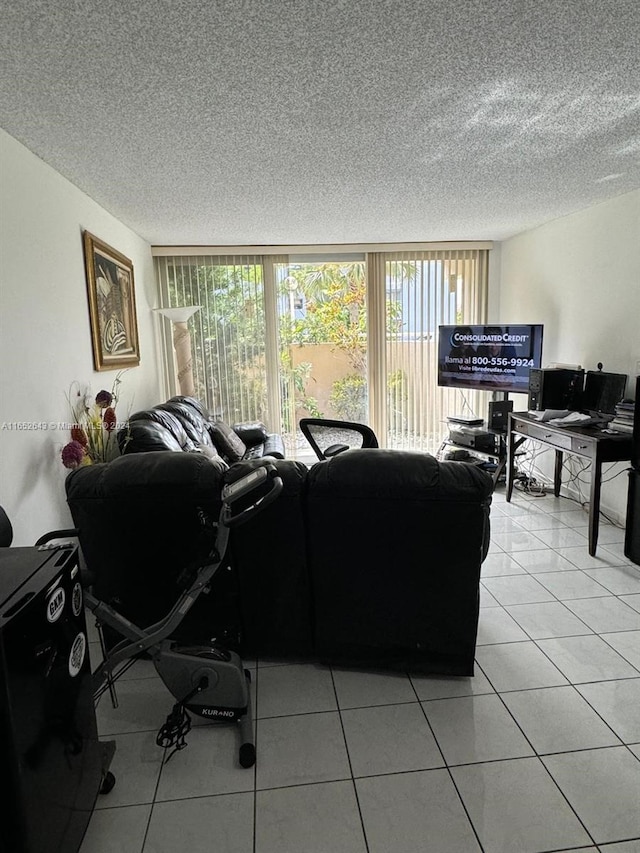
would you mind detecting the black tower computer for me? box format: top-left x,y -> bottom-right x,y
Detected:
528,368 -> 585,411
488,399 -> 514,432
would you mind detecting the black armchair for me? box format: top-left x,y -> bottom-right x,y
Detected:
299,417 -> 379,460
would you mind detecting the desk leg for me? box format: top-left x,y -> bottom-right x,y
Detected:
554,450 -> 563,497
506,430 -> 515,502
588,458 -> 602,556
493,457 -> 507,489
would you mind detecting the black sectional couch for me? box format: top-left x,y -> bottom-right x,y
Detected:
118,396 -> 285,462
67,398 -> 492,676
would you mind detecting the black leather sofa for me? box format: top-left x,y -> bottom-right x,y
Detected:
66,421 -> 492,675
118,396 -> 286,463
306,449 -> 492,674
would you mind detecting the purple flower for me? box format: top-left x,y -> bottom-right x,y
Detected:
95,390 -> 113,408
61,440 -> 87,469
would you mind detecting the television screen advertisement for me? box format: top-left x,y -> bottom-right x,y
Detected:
437,324 -> 543,394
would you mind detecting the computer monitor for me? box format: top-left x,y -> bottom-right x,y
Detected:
582,370 -> 627,414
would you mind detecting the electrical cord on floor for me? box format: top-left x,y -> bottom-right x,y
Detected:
513,473 -> 546,496
512,442 -> 550,497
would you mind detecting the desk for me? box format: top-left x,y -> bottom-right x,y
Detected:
506,413 -> 633,556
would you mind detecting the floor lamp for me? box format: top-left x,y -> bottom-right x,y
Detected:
155,306 -> 202,397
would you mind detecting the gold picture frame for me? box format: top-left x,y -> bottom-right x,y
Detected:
83,231 -> 140,371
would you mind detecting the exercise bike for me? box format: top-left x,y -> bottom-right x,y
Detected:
85,460 -> 283,768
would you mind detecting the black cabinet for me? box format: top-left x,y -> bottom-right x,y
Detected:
624,377 -> 639,566
0,546 -> 107,853
632,376 -> 640,468
625,469 -> 640,566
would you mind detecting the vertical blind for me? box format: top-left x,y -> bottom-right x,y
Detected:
155,255 -> 270,424
367,249 -> 488,451
155,247 -> 488,455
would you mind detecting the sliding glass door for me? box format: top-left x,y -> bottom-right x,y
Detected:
371,249 -> 488,453
274,257 -> 368,457
155,247 -> 487,459
156,255 -> 275,425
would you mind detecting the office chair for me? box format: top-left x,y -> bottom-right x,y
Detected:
299,418 -> 379,461
0,505 -> 13,547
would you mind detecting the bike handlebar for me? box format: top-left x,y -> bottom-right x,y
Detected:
220,461 -> 284,527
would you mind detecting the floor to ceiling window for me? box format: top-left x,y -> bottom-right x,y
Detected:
274,256 -> 368,456
368,249 -> 488,452
156,255 -> 275,426
155,245 -> 489,458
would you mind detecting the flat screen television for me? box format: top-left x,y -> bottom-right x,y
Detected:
437,324 -> 544,395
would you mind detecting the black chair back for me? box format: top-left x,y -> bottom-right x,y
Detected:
0,505 -> 13,547
299,418 -> 379,461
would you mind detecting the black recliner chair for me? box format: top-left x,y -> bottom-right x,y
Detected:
65,451 -> 315,659
306,449 -> 492,675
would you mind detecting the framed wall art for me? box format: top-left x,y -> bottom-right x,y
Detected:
83,230 -> 140,371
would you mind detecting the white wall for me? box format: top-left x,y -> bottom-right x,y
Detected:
0,130 -> 163,544
2,127 -> 637,536
499,189 -> 640,522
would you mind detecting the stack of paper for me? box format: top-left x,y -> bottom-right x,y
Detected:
547,412 -> 600,427
527,410 -> 570,422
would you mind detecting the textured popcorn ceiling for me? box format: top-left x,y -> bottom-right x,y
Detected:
1,0 -> 639,245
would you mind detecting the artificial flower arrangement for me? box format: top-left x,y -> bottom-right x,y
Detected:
61,371 -> 126,469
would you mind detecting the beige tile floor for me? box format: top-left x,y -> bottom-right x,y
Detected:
80,487 -> 640,853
